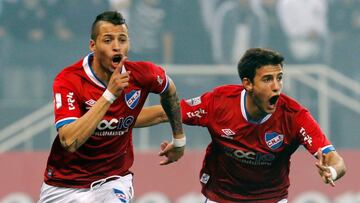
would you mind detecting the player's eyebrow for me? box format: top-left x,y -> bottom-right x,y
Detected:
261,75 -> 274,81
119,33 -> 128,38
102,32 -> 128,37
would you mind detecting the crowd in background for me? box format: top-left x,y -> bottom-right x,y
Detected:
0,0 -> 359,79
0,0 -> 359,149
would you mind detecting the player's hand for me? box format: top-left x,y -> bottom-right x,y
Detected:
107,56 -> 130,97
158,140 -> 184,165
315,148 -> 335,187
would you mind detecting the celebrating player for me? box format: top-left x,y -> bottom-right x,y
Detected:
135,48 -> 346,203
38,11 -> 185,203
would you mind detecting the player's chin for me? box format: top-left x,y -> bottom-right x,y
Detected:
108,66 -> 115,72
265,105 -> 277,114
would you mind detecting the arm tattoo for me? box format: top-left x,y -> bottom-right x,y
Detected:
160,91 -> 183,135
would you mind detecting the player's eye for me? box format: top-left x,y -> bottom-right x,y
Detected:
119,37 -> 128,43
103,38 -> 111,43
263,77 -> 272,82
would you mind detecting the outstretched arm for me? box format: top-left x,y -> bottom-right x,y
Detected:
160,79 -> 183,138
158,79 -> 186,165
315,149 -> 346,187
134,105 -> 168,128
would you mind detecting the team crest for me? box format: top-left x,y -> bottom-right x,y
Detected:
125,90 -> 141,109
265,132 -> 284,150
113,188 -> 127,203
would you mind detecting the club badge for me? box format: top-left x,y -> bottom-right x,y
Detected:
125,90 -> 141,109
265,132 -> 284,150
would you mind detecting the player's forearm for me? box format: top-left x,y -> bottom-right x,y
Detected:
59,96 -> 111,152
134,105 -> 168,128
160,83 -> 184,139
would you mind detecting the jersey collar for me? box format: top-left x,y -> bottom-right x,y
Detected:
240,89 -> 272,124
82,53 -> 126,88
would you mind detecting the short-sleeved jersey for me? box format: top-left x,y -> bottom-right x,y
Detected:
44,53 -> 169,188
180,85 -> 334,203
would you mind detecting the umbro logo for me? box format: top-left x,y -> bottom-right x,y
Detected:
157,75 -> 163,85
220,128 -> 235,140
85,99 -> 96,109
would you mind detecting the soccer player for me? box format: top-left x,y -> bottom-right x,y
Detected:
135,48 -> 346,202
38,11 -> 186,203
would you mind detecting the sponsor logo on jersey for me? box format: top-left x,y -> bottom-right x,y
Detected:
95,116 -> 135,136
265,132 -> 284,150
85,99 -> 96,109
113,188 -> 127,203
125,90 -> 141,109
223,146 -> 275,166
220,128 -> 235,140
200,173 -> 210,184
157,75 -> 164,85
67,92 -> 75,110
300,127 -> 313,146
55,93 -> 62,109
185,96 -> 201,106
186,108 -> 207,118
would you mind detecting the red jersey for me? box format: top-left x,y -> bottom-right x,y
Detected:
180,85 -> 334,203
44,53 -> 169,188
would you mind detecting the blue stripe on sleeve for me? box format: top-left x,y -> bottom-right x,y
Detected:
322,145 -> 336,154
56,119 -> 77,129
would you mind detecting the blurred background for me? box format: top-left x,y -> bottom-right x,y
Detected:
0,0 -> 359,202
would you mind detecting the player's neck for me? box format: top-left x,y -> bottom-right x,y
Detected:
245,93 -> 268,122
91,59 -> 111,85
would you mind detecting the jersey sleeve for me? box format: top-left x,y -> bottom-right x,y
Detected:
144,63 -> 170,94
53,76 -> 81,130
294,110 -> 335,155
180,92 -> 213,127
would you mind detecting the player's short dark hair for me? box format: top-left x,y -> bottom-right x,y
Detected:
91,11 -> 127,40
237,48 -> 284,82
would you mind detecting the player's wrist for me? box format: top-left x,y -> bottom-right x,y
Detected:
172,136 -> 186,148
327,166 -> 338,181
102,89 -> 117,104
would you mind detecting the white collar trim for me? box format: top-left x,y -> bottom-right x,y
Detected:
240,89 -> 272,124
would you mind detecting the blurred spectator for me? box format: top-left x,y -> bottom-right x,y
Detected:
199,0 -> 221,35
50,0 -> 109,66
2,0 -> 45,42
328,0 -> 360,79
209,0 -> 263,64
1,0 -> 56,65
128,0 -> 170,63
0,0 -> 8,65
167,0 -> 213,64
256,0 -> 291,59
54,0 -> 109,42
277,0 -> 329,64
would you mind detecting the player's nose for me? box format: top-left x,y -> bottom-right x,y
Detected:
272,80 -> 282,93
112,41 -> 121,52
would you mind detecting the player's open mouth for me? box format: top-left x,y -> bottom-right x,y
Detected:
269,95 -> 279,106
112,55 -> 122,65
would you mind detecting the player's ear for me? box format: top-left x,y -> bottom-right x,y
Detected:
89,39 -> 95,52
242,78 -> 253,92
